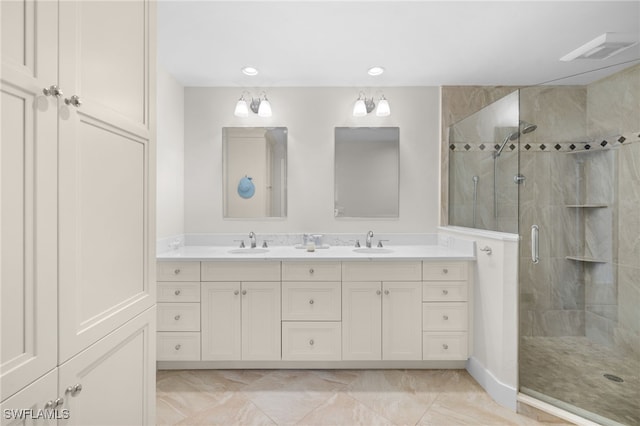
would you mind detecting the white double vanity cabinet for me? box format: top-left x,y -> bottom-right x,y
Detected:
157,248 -> 473,368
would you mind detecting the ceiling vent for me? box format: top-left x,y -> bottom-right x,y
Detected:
560,32 -> 639,61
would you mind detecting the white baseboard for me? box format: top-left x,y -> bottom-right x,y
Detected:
466,356 -> 517,410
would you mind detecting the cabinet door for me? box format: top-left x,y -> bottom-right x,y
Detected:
382,282 -> 422,360
57,308 -> 155,426
0,369 -> 58,426
201,283 -> 241,361
57,0 -> 156,362
1,0 -> 58,401
342,282 -> 382,360
241,282 -> 281,361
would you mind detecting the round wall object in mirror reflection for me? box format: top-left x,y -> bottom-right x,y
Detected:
237,176 -> 255,199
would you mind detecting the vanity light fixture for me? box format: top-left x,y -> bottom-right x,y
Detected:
352,91 -> 391,117
376,95 -> 390,117
234,91 -> 273,118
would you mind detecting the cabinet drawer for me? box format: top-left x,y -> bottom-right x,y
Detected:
201,261 -> 280,281
423,262 -> 467,281
422,282 -> 468,302
422,303 -> 468,331
157,303 -> 200,331
342,261 -> 421,282
157,261 -> 201,281
282,261 -> 341,281
157,332 -> 201,361
423,332 -> 468,360
158,282 -> 201,302
282,282 -> 341,321
282,322 -> 341,360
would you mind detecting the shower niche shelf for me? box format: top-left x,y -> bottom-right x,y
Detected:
564,204 -> 609,208
565,256 -> 608,263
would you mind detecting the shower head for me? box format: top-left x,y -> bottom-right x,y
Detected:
493,131 -> 519,158
519,121 -> 537,134
494,120 -> 538,158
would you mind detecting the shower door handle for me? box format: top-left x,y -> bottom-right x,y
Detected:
531,225 -> 539,264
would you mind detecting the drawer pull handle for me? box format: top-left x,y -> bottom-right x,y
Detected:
175,290 -> 181,296
309,268 -> 314,274
309,299 -> 314,305
174,315 -> 181,321
234,290 -> 240,295
384,290 -> 390,295
175,344 -> 181,351
443,268 -> 449,274
174,268 -> 181,275
376,290 -> 381,295
442,289 -> 449,295
309,339 -> 314,346
443,344 -> 449,350
242,290 -> 247,295
443,315 -> 449,321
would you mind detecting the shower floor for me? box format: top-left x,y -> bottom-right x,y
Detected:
520,336 -> 640,425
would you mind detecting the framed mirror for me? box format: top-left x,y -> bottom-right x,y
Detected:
223,127 -> 287,218
334,127 -> 399,218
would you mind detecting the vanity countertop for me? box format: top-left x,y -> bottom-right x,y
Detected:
156,244 -> 475,262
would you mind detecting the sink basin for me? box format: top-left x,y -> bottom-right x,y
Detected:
353,248 -> 394,254
227,248 -> 270,254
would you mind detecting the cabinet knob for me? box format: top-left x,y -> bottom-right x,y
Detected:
442,289 -> 449,295
309,299 -> 314,305
65,384 -> 82,396
44,398 -> 66,409
443,315 -> 449,321
64,95 -> 82,107
442,268 -> 449,274
384,290 -> 390,295
309,268 -> 314,274
174,315 -> 181,321
175,344 -> 181,351
234,290 -> 240,295
442,344 -> 449,350
174,268 -> 181,275
309,339 -> 314,346
242,290 -> 247,295
174,289 -> 181,296
376,290 -> 381,295
43,85 -> 63,98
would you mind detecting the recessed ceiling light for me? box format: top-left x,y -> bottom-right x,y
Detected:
367,66 -> 385,76
241,66 -> 259,76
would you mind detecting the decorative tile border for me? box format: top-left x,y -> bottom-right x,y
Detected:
449,132 -> 640,153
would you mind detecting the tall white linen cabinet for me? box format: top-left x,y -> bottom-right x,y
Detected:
1,1 -> 157,424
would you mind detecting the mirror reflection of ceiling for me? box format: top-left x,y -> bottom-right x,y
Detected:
158,1 -> 639,87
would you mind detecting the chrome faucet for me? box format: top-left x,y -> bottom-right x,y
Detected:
249,231 -> 257,248
366,231 -> 374,248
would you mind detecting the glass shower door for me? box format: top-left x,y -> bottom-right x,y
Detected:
517,85 -> 639,426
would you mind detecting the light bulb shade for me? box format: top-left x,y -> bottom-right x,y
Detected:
234,99 -> 249,117
353,99 -> 367,117
258,99 -> 272,117
376,98 -> 390,117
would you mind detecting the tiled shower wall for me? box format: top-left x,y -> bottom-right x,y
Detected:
586,64 -> 640,356
442,64 -> 639,356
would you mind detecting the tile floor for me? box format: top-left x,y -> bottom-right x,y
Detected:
157,369 -> 566,425
520,336 -> 640,425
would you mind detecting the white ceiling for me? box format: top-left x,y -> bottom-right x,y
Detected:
158,1 -> 640,87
